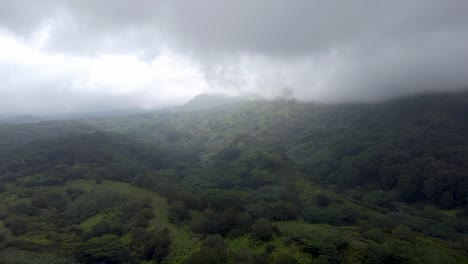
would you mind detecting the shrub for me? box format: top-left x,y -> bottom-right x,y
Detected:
85,234 -> 130,263
7,202 -> 35,216
86,221 -> 123,239
131,214 -> 149,229
251,218 -> 274,241
363,228 -> 386,243
0,230 -> 6,243
182,235 -> 229,264
137,208 -> 155,220
272,253 -> 299,264
392,225 -> 413,241
31,194 -> 49,209
362,244 -> 407,264
65,187 -> 86,201
315,193 -> 331,208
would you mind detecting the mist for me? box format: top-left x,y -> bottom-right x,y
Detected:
1,0 -> 468,114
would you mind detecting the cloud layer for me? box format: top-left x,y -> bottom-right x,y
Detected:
1,0 -> 468,113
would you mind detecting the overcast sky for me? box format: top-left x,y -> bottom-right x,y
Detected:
1,0 -> 468,114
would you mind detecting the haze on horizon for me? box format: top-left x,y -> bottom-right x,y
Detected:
1,0 -> 468,114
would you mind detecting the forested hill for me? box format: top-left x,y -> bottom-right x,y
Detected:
0,91 -> 467,263
87,91 -> 468,209
0,121 -> 94,153
0,131 -> 164,185
174,93 -> 248,111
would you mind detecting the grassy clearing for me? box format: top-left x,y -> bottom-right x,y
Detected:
63,180 -> 200,264
1,179 -> 465,263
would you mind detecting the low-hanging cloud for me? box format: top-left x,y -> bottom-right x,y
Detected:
1,0 -> 468,113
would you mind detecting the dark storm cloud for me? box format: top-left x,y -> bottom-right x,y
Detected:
163,1 -> 468,56
155,0 -> 468,100
0,0 -> 468,113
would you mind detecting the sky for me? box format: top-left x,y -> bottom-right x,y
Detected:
1,0 -> 468,114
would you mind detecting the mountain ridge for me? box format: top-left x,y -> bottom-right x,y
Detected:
0,90 -> 467,263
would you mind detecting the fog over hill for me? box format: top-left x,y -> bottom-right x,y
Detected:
1,0 -> 468,114
1,2 -> 468,262
0,90 -> 468,263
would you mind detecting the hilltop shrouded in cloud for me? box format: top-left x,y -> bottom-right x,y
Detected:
1,0 -> 468,113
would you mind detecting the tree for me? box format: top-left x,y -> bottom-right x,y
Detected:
396,169 -> 423,202
85,234 -> 130,263
65,187 -> 86,201
131,214 -> 149,228
86,220 -> 123,239
88,221 -> 111,238
272,253 -> 299,264
379,165 -> 400,190
129,228 -> 171,262
248,169 -> 273,188
168,201 -> 190,223
0,183 -> 6,193
440,191 -> 457,209
7,202 -> 34,216
362,244 -> 406,264
315,193 -> 331,208
31,194 -> 49,209
183,235 -> 229,264
151,230 -> 172,263
363,228 -> 385,243
68,190 -> 123,223
392,225 -> 413,241
137,208 -> 155,220
0,249 -> 79,264
4,217 -> 28,236
251,218 -> 274,241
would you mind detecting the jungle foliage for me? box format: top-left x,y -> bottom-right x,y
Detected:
0,92 -> 467,263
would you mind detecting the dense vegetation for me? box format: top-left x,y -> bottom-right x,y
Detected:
0,92 -> 467,263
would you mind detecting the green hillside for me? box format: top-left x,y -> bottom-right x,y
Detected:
0,91 -> 467,263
